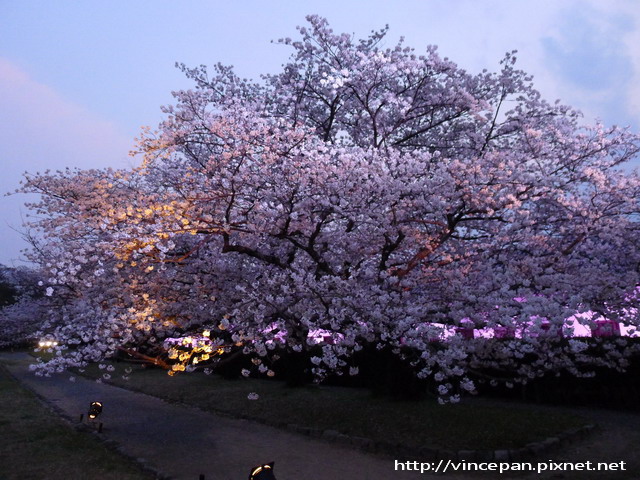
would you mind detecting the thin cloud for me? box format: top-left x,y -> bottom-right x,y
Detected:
542,12 -> 632,91
541,2 -> 640,129
0,58 -> 134,265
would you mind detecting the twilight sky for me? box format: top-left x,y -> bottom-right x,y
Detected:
1,0 -> 639,266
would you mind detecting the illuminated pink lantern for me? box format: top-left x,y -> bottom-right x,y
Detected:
592,320 -> 621,338
538,320 -> 564,338
494,326 -> 516,339
455,320 -> 475,339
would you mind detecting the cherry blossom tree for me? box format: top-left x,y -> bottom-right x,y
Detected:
17,16 -> 640,401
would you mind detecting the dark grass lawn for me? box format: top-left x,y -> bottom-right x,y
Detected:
78,360 -> 587,451
0,363 -> 153,480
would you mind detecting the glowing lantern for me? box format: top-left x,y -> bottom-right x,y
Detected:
249,462 -> 277,480
88,401 -> 103,419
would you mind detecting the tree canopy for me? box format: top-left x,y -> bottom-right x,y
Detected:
15,16 -> 640,401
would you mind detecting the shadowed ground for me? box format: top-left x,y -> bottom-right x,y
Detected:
1,351 -> 638,480
0,352 -> 426,480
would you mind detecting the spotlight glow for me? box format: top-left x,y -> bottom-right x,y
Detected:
88,401 -> 103,419
249,462 -> 276,479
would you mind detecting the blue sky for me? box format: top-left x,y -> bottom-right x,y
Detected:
1,0 -> 639,266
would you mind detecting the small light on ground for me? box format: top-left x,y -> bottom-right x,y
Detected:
88,401 -> 103,419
